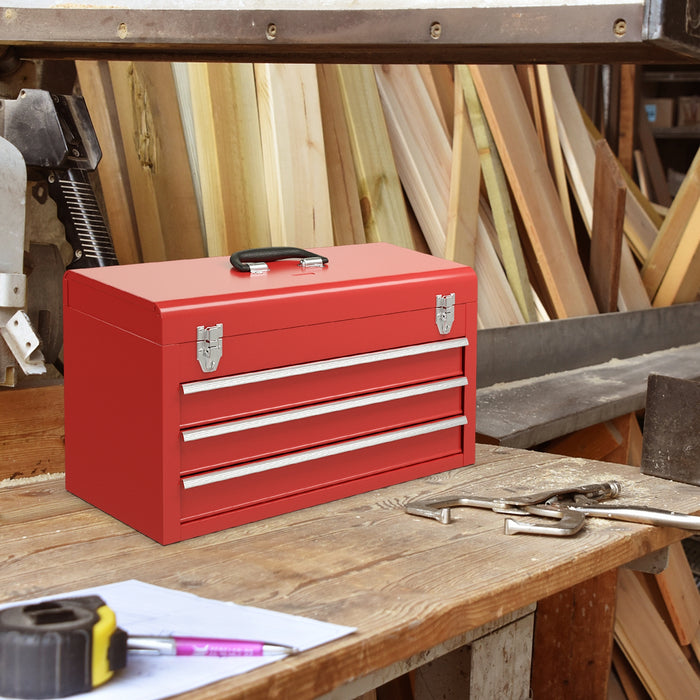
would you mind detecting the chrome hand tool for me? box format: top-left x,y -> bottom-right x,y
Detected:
406,481 -> 700,536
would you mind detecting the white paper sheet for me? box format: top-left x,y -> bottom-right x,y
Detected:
0,580 -> 355,700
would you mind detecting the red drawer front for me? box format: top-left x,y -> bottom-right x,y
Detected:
180,338 -> 466,427
180,419 -> 466,522
180,379 -> 467,474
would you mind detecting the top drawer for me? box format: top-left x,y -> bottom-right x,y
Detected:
181,337 -> 468,428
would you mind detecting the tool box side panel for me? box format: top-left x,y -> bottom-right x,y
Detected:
463,299 -> 478,467
63,270 -> 165,344
63,305 -> 170,542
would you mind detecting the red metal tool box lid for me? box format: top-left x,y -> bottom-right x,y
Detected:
63,243 -> 476,346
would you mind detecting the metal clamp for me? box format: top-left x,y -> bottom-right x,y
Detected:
405,481 -> 700,537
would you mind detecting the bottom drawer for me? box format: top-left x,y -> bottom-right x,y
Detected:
180,417 -> 466,522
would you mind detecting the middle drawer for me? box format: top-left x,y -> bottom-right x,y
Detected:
180,376 -> 467,475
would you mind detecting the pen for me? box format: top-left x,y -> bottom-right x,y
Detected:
127,636 -> 299,657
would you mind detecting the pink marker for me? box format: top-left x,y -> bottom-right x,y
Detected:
127,635 -> 298,657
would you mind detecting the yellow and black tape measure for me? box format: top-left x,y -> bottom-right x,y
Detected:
0,595 -> 127,698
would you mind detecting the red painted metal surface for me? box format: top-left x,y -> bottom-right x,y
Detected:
64,243 -> 477,544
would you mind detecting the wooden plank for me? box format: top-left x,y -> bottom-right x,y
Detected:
604,413 -> 643,467
474,217 -> 526,329
458,66 -> 536,323
544,420 -> 625,462
544,413 -> 641,466
468,613 -> 534,700
75,60 -> 141,264
334,65 -> 413,249
186,63 -> 270,257
643,147 -> 700,300
445,66 -> 479,267
172,63 -> 206,248
669,238 -> 700,305
254,63 -> 333,250
612,643 -> 651,700
653,195 -> 700,306
374,64 -> 524,327
0,384 -> 64,481
475,341 -> 700,448
469,64 -> 597,319
589,139 -> 627,313
536,64 -> 575,240
634,149 -> 651,199
531,569 -> 616,700
316,64 -> 365,247
404,607 -> 535,700
418,64 -> 452,142
547,65 -> 652,312
515,65 -> 546,155
374,63 -> 450,257
617,65 -> 637,177
626,412 -> 644,468
582,107 -> 665,233
477,200 -> 549,323
108,61 -> 204,262
429,65 -> 455,138
655,541 -> 700,646
615,568 -> 700,699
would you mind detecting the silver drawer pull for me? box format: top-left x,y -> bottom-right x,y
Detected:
181,376 -> 468,442
181,337 -> 468,395
182,416 -> 467,489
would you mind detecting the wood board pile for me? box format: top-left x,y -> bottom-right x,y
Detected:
540,416 -> 700,700
75,62 -> 699,331
614,545 -> 700,700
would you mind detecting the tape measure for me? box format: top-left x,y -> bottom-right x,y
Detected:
0,595 -> 127,699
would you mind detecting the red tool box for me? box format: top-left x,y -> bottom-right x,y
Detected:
63,243 -> 477,544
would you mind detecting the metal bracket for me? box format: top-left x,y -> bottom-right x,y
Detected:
298,256 -> 325,270
624,546 -> 669,574
247,262 -> 269,274
196,323 -> 223,373
0,272 -> 25,308
435,293 -> 455,335
0,309 -> 45,377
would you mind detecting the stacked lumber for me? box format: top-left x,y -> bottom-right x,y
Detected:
74,61 -> 698,328
541,411 -> 700,698
615,546 -> 700,699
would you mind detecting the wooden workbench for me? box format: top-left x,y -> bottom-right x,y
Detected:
2,443 -> 700,699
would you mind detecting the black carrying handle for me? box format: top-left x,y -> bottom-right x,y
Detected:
230,247 -> 329,272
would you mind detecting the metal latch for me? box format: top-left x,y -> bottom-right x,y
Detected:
435,294 -> 455,335
196,323 -> 223,373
